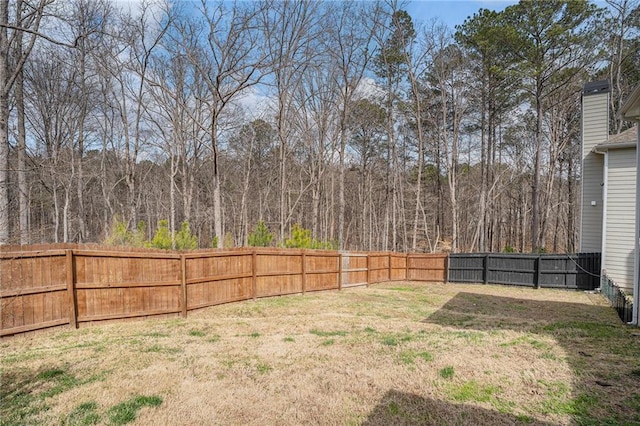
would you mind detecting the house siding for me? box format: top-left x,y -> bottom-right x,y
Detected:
604,148 -> 636,293
580,94 -> 607,252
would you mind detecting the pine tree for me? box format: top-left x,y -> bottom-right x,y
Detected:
248,220 -> 274,247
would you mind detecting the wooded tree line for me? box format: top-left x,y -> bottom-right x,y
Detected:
0,0 -> 638,252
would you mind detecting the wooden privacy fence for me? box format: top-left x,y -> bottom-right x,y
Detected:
0,246 -> 447,337
447,253 -> 601,290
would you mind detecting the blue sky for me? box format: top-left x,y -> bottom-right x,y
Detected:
405,0 -> 612,29
405,0 -> 517,29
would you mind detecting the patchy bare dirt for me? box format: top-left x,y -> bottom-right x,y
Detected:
2,282 -> 640,425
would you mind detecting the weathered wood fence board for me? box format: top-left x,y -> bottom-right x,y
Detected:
1,250 -> 70,335
1,245 -> 447,337
185,252 -> 253,310
408,254 -> 448,282
73,251 -> 182,324
342,253 -> 368,288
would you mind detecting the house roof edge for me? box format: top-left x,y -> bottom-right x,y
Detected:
621,84 -> 640,121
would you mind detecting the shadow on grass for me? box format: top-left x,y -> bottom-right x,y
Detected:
0,364 -> 108,426
1,368 -> 52,426
362,389 -> 553,425
420,290 -> 640,424
424,291 -> 619,331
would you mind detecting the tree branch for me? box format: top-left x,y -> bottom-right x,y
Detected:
0,22 -> 91,49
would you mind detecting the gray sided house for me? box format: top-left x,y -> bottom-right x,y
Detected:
619,83 -> 640,324
580,81 -> 639,299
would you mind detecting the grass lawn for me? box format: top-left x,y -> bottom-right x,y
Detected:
2,281 -> 640,425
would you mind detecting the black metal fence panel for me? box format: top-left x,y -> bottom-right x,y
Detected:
448,253 -> 600,290
601,274 -> 633,323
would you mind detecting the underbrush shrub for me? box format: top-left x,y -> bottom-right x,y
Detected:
104,217 -> 146,247
248,220 -> 274,247
284,223 -> 336,250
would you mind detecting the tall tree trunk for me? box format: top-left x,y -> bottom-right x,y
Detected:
476,81 -> 488,253
436,136 -> 443,243
368,170 -> 374,250
0,0 -> 9,244
383,76 -> 395,252
409,70 -> 425,252
311,174 -> 320,239
76,41 -> 87,243
338,121 -> 346,250
0,0 -> 45,244
278,126 -> 287,243
212,116 -> 223,248
100,113 -> 114,238
63,186 -> 70,242
170,153 -> 176,249
240,134 -> 253,246
15,11 -> 28,245
52,183 -> 59,243
531,91 -> 542,252
567,154 -> 575,252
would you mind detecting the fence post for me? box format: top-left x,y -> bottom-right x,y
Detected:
535,256 -> 542,289
483,254 -> 489,285
180,255 -> 187,318
65,250 -> 78,329
444,255 -> 449,284
252,250 -> 257,300
388,253 -> 392,282
338,252 -> 343,290
405,253 -> 409,281
366,254 -> 370,287
302,251 -> 306,295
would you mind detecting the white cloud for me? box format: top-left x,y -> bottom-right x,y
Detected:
234,86 -> 275,121
355,77 -> 385,100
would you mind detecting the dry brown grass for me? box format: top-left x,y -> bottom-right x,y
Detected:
2,281 -> 640,425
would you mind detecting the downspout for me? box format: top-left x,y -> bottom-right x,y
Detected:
635,131 -> 639,325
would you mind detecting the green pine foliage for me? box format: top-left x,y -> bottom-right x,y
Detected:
148,220 -> 198,250
131,221 -> 147,247
223,232 -> 235,249
107,218 -> 198,250
148,220 -> 172,249
248,220 -> 274,247
175,221 -> 198,250
284,223 -> 312,248
104,218 -> 129,246
104,217 -> 146,247
284,224 -> 336,250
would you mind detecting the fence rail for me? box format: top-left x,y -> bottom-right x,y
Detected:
1,245 -> 447,337
447,253 -> 600,290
